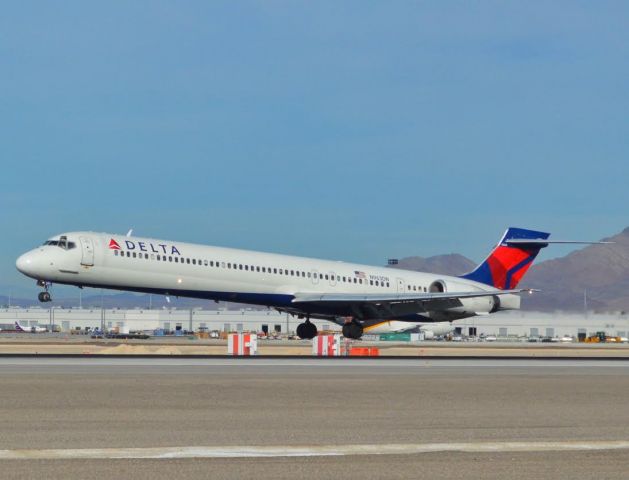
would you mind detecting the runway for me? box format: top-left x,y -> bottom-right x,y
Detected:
1,358 -> 629,479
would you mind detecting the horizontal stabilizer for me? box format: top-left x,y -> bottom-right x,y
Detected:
505,239 -> 614,247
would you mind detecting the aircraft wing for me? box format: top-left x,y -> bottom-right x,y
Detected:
292,288 -> 531,316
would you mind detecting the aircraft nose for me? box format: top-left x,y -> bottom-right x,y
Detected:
16,253 -> 32,274
16,251 -> 42,278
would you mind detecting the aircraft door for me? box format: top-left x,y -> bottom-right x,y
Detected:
397,278 -> 405,293
80,236 -> 95,266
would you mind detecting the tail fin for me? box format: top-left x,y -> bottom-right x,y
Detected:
14,321 -> 25,332
460,227 -> 550,290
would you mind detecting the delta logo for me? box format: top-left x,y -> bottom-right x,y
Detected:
109,238 -> 181,255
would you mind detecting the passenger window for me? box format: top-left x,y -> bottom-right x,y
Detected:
132,252 -> 137,258
114,250 -> 118,256
307,272 -> 311,278
245,265 -> 249,271
376,281 -> 379,286
290,270 -> 294,276
169,256 -> 173,262
370,280 -> 373,286
353,278 -> 357,283
325,275 -> 329,280
175,257 -> 179,263
145,254 -> 149,259
257,266 -> 260,272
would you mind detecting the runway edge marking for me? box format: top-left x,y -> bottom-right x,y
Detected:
2,441 -> 629,459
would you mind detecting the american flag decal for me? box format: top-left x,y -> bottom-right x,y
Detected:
354,271 -> 366,279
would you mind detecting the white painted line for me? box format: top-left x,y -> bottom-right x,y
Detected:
2,441 -> 629,459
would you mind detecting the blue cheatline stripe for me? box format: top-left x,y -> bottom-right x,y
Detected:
504,254 -> 535,289
460,260 -> 494,287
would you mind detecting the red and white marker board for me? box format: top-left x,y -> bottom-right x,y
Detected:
312,334 -> 342,356
227,333 -> 258,356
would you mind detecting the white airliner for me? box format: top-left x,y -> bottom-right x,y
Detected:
14,321 -> 47,333
363,320 -> 455,338
15,228 -> 605,339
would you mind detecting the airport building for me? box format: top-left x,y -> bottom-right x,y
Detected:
1,307 -> 629,338
455,310 -> 629,339
0,307 -> 339,335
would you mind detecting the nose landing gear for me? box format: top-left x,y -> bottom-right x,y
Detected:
37,280 -> 52,303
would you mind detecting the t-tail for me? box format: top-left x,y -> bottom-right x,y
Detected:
460,227 -> 551,290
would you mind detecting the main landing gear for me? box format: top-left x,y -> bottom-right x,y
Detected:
296,317 -> 318,340
342,319 -> 364,340
37,280 -> 52,303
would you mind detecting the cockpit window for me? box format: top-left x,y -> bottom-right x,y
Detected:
42,238 -> 76,250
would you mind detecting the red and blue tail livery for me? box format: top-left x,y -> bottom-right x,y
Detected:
460,227 -> 550,290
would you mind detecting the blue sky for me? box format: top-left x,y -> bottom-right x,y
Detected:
1,1 -> 628,298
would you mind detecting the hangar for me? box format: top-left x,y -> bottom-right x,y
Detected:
1,307 -> 629,339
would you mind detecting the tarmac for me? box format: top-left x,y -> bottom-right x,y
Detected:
1,357 -> 629,479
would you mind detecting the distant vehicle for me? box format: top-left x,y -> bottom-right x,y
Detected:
14,321 -> 46,333
484,335 -> 497,342
560,336 -> 574,343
